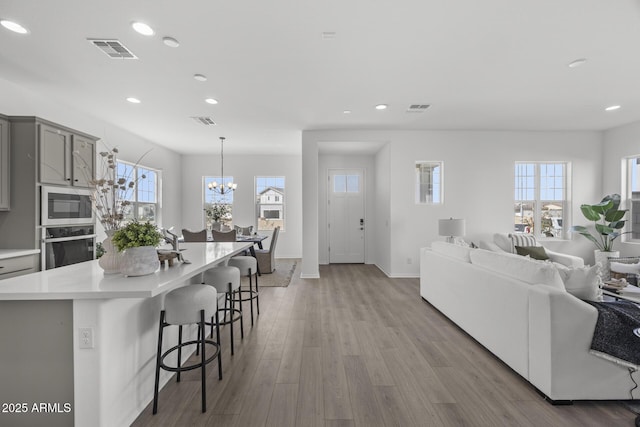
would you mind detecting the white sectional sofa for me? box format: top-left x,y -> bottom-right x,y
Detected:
420,239 -> 638,402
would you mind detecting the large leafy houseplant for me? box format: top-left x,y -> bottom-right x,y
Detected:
112,221 -> 163,252
572,194 -> 628,252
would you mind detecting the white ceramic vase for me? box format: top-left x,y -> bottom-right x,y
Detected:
120,246 -> 160,277
594,249 -> 620,281
98,230 -> 123,274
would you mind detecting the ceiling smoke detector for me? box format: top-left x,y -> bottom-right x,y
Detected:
406,104 -> 430,113
87,39 -> 137,59
191,116 -> 217,126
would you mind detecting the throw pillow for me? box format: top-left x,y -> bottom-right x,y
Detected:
479,240 -> 507,253
493,233 -> 514,253
515,245 -> 549,261
509,233 -> 538,252
556,264 -> 602,302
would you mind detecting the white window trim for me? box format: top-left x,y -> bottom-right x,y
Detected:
514,161 -> 571,240
623,155 -> 640,243
415,161 -> 444,205
117,160 -> 162,226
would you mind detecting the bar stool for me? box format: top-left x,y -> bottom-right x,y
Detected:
228,256 -> 259,326
203,265 -> 243,355
153,285 -> 222,414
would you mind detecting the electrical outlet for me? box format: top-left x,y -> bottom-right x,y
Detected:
79,327 -> 94,349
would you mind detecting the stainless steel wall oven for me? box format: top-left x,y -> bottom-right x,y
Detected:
42,225 -> 96,270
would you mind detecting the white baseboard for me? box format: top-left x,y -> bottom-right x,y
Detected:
373,263 -> 418,278
299,273 -> 320,279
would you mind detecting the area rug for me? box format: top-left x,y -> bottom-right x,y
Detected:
257,258 -> 298,287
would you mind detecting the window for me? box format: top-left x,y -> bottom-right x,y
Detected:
626,156 -> 640,240
203,176 -> 234,228
415,161 -> 442,204
514,162 -> 567,238
256,176 -> 284,231
116,161 -> 160,224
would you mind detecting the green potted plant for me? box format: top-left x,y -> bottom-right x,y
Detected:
112,221 -> 163,276
204,203 -> 231,229
572,194 -> 628,252
572,194 -> 629,272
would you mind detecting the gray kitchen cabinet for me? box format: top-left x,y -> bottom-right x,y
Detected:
0,115 -> 9,210
0,253 -> 38,279
39,123 -> 95,187
0,116 -> 98,260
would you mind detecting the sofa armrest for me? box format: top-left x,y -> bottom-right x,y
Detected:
545,248 -> 584,268
528,285 -> 632,400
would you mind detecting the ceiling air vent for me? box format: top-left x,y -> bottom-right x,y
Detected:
87,39 -> 137,59
191,116 -> 217,126
406,104 -> 431,113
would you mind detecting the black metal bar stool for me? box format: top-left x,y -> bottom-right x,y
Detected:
204,265 -> 243,355
228,256 -> 259,326
152,284 -> 222,414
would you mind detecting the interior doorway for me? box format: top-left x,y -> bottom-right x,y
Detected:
328,169 -> 365,263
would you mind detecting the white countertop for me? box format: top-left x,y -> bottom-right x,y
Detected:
0,249 -> 41,260
0,242 -> 251,300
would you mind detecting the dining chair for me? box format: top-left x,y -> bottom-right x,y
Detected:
211,229 -> 236,242
255,226 -> 279,273
182,229 -> 208,242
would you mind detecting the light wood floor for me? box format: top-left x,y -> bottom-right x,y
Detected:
132,264 -> 637,426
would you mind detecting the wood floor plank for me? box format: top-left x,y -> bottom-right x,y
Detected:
342,355 -> 385,427
296,347 -> 324,427
132,263 -> 637,427
265,383 -> 298,427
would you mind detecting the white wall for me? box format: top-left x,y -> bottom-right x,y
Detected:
180,153 -> 302,258
303,129 -> 604,277
603,121 -> 640,258
0,77 -> 184,237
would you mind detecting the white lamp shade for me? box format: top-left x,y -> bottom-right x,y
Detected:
438,218 -> 466,237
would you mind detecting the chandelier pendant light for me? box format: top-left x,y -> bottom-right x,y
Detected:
208,137 -> 237,196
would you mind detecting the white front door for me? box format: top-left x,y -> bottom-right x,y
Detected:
328,169 -> 365,263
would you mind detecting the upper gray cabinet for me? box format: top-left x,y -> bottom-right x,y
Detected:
39,123 -> 95,187
0,115 -> 9,210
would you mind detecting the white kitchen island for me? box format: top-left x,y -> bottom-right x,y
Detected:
0,242 -> 251,427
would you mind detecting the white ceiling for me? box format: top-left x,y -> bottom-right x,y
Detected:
1,0 -> 640,155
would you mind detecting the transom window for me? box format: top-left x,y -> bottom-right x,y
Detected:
256,176 -> 285,231
514,162 -> 568,238
117,161 -> 160,224
415,161 -> 443,204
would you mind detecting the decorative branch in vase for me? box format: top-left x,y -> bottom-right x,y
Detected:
72,144 -> 151,273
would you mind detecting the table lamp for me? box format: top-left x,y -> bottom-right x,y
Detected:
438,218 -> 466,243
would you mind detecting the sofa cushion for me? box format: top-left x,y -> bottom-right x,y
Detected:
470,249 -> 565,290
555,264 -> 602,301
431,241 -> 472,263
478,240 -> 506,253
493,233 -> 540,254
515,245 -> 549,261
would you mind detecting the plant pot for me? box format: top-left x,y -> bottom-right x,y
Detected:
120,246 -> 160,277
98,230 -> 123,274
594,250 -> 620,281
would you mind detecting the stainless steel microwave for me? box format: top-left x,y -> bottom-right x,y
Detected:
41,186 -> 94,226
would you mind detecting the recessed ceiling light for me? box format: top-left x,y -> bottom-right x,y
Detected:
162,36 -> 179,47
375,104 -> 388,110
321,32 -> 336,39
605,105 -> 621,111
126,97 -> 141,104
568,58 -> 587,68
205,98 -> 218,105
193,74 -> 207,82
132,22 -> 154,36
343,110 -> 352,114
1,19 -> 29,34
